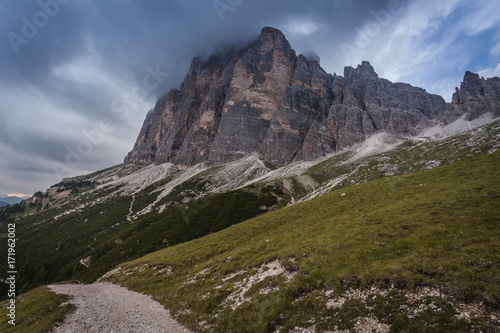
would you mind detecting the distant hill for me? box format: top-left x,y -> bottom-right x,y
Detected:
0,196 -> 30,205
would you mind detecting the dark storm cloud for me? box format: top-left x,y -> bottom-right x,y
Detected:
0,0 -> 411,196
2,0 -> 496,196
0,1 -> 87,80
3,0 -> 399,90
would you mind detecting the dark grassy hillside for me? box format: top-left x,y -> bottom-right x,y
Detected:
103,151 -> 500,332
0,182 -> 277,297
75,188 -> 277,284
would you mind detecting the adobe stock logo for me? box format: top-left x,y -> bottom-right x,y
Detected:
213,0 -> 243,21
7,0 -> 71,54
340,0 -> 403,60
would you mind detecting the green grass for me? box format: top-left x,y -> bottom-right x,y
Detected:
0,286 -> 73,333
0,121 -> 497,331
304,119 -> 500,193
104,151 -> 500,332
0,177 -> 278,298
0,189 -> 134,295
0,120 -> 497,299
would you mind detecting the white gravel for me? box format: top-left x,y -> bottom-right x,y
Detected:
48,283 -> 193,333
422,112 -> 495,138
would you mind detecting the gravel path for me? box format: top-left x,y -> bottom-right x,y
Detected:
48,283 -> 193,333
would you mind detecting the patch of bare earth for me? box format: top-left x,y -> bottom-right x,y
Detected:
223,259 -> 297,309
48,283 -> 192,333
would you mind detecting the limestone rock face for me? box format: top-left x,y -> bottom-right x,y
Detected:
323,61 -> 447,152
443,71 -> 500,124
125,27 -> 497,167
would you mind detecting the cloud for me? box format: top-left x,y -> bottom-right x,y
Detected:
459,0 -> 500,35
491,42 -> 500,56
335,0 -> 500,100
0,0 -> 498,195
478,63 -> 500,78
334,0 -> 465,76
373,0 -> 465,76
284,19 -> 319,36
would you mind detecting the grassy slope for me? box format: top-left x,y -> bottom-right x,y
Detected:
103,151 -> 500,332
0,286 -> 73,332
304,119 -> 500,193
0,177 -> 277,297
0,186 -> 134,294
1,120 -> 497,298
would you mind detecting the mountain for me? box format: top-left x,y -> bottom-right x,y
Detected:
1,26 -> 500,333
125,27 -> 499,168
0,195 -> 29,205
125,27 -> 455,167
443,71 -> 500,124
0,201 -> 9,207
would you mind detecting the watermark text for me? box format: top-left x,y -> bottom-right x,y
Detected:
7,0 -> 71,54
6,223 -> 16,325
213,0 -> 243,21
340,0 -> 402,60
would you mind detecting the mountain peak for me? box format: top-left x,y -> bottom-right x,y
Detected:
260,26 -> 286,40
462,71 -> 481,91
257,26 -> 293,55
444,69 -> 500,123
343,61 -> 378,83
357,61 -> 377,77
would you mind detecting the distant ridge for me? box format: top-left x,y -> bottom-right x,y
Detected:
0,195 -> 29,206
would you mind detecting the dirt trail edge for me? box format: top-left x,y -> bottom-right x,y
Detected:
48,283 -> 193,333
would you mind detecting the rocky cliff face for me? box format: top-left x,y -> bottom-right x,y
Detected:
443,71 -> 500,124
125,27 -> 496,167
